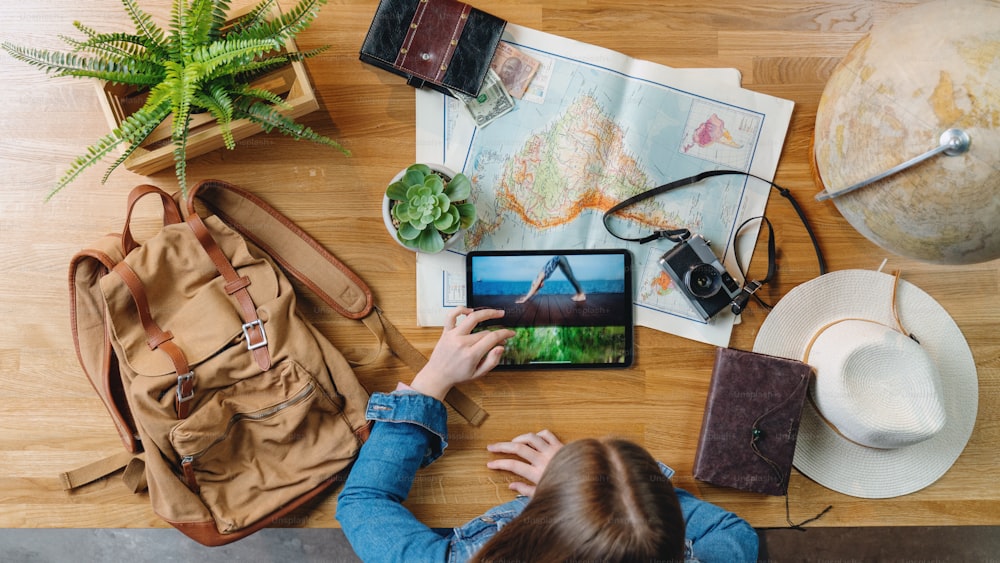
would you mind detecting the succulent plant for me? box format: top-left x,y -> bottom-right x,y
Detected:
385,164 -> 477,253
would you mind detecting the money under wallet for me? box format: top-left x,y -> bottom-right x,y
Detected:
359,0 -> 507,98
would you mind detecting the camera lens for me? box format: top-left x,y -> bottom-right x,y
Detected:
685,263 -> 722,298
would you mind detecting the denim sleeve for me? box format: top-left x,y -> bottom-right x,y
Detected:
676,488 -> 759,563
336,392 -> 451,563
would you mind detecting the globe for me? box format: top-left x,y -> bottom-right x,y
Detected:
812,0 -> 1000,265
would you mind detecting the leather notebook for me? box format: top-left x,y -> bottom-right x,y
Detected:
359,0 -> 507,98
693,347 -> 814,496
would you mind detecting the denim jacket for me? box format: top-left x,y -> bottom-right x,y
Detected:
337,391 -> 759,563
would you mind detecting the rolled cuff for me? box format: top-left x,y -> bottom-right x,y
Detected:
366,391 -> 449,466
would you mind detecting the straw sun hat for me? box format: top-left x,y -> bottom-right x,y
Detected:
753,269 -> 978,498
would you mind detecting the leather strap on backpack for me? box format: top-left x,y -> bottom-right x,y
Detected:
111,261 -> 197,419
362,307 -> 488,426
184,211 -> 272,371
68,184 -> 186,452
185,179 -> 488,426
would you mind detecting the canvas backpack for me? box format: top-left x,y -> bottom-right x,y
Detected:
64,180 -> 485,546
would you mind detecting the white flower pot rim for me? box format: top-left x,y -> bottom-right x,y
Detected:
381,163 -> 467,253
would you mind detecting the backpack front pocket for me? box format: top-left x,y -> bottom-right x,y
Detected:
169,359 -> 360,534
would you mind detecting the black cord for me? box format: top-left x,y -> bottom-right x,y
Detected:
604,170 -> 826,302
605,169 -> 834,528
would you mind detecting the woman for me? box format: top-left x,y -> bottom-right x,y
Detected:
336,307 -> 758,562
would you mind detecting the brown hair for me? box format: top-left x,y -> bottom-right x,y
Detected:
471,438 -> 685,562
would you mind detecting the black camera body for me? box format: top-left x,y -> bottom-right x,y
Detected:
658,234 -> 742,320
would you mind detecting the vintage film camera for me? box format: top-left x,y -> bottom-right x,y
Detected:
658,233 -> 743,321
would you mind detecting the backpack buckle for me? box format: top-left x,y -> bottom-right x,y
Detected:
242,319 -> 268,351
176,371 -> 195,403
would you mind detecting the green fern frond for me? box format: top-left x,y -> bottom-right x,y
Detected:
236,98 -> 349,155
66,21 -> 102,45
162,61 -> 200,139
193,85 -> 236,149
101,100 -> 173,183
234,84 -> 291,110
268,0 -> 328,42
185,0 -> 219,49
121,0 -> 167,50
207,0 -> 234,41
271,0 -> 328,40
169,0 -> 187,58
1,43 -> 164,85
65,23 -> 158,63
171,112 -> 192,198
231,0 -> 277,34
49,133 -> 127,200
49,101 -> 171,200
9,0 -> 344,197
119,95 -> 174,146
190,38 -> 281,78
283,45 -> 329,62
75,24 -> 161,51
230,55 -> 290,82
227,46 -> 327,85
62,30 -> 161,64
229,0 -> 327,45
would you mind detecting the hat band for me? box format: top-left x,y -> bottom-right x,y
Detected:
800,271 -> 917,451
802,317 -> 900,451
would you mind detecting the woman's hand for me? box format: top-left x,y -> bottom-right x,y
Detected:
486,429 -> 564,497
408,307 -> 515,401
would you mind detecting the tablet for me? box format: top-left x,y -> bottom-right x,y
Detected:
466,249 -> 633,369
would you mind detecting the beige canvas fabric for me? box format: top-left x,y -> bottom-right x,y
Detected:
68,181 -> 485,546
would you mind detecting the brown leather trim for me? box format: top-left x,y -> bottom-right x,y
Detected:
188,179 -> 374,320
69,246 -> 140,452
224,276 -> 252,294
166,477 -> 340,547
180,458 -> 201,494
121,184 -> 183,255
395,0 -> 471,84
354,420 -> 373,443
112,263 -> 177,353
185,212 -> 271,371
112,261 -> 195,419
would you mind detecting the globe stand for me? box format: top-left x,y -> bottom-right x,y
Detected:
811,0 -> 999,265
816,129 -> 971,202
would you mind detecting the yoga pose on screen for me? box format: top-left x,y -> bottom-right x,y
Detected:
516,255 -> 587,303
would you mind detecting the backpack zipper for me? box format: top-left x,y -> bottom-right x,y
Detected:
179,382 -> 315,492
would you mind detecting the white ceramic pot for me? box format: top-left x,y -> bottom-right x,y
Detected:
382,163 -> 467,253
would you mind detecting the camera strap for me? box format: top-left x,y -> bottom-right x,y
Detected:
602,169 -> 826,312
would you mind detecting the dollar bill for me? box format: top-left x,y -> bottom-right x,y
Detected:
450,69 -> 515,128
489,42 -> 541,99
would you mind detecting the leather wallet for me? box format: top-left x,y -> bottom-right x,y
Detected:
693,347 -> 814,496
359,0 -> 507,97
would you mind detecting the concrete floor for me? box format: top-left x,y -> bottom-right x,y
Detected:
1,526 -> 998,562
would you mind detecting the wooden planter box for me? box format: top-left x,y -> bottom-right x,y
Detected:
94,8 -> 320,176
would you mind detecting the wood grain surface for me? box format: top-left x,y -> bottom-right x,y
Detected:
1,0 -> 997,530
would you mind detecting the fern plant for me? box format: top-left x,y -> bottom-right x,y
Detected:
2,0 -> 346,199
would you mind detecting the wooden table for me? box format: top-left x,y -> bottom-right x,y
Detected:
1,0 -> 996,530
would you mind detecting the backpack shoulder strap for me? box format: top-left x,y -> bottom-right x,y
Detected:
69,238 -> 138,452
186,180 -> 487,426
69,184 -> 186,453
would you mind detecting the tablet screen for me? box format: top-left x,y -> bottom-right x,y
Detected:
466,249 -> 633,369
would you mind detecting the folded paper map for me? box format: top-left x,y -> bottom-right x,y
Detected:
414,24 -> 793,347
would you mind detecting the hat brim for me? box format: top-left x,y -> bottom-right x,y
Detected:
753,269 -> 978,498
